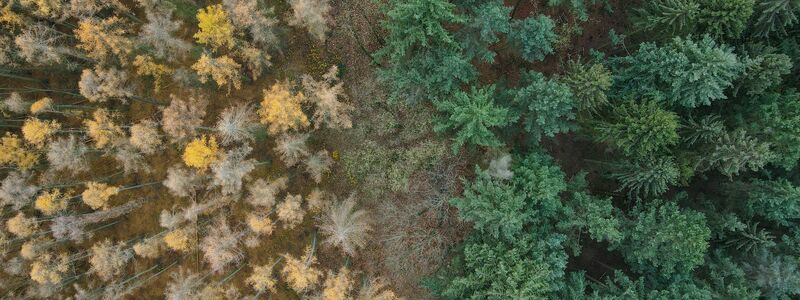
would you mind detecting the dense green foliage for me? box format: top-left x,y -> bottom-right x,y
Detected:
612,36 -> 743,108
433,85 -> 514,153
508,16 -> 558,63
512,71 -> 576,142
374,0 -> 800,298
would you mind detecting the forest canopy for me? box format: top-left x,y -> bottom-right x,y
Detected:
2,0 -> 800,299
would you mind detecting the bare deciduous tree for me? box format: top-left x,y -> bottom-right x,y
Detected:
88,239 -> 133,281
78,66 -> 135,103
275,133 -> 309,167
318,196 -> 371,256
216,104 -> 257,145
304,150 -> 333,183
356,277 -> 400,300
14,24 -> 67,65
302,66 -> 353,129
46,135 -> 89,174
165,269 -> 203,300
211,145 -> 256,195
277,194 -> 305,229
246,177 -> 288,208
162,94 -> 208,142
163,164 -> 204,198
222,0 -> 279,49
0,171 -> 38,210
129,120 -> 162,154
287,0 -> 331,42
113,141 -> 148,174
201,217 -> 245,273
138,9 -> 190,59
51,199 -> 142,242
2,92 -> 30,114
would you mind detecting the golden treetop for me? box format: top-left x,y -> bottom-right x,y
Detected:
246,213 -> 274,236
192,53 -> 242,93
246,261 -> 278,293
182,135 -> 221,171
84,109 -> 125,149
0,133 -> 39,170
21,118 -> 60,147
133,55 -> 173,92
258,82 -> 309,134
35,189 -> 70,216
6,212 -> 38,237
164,227 -> 193,252
194,4 -> 235,50
30,97 -> 53,114
81,182 -> 120,210
75,16 -> 132,63
281,246 -> 322,292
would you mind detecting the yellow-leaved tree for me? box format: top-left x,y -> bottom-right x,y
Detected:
81,182 -> 120,210
192,53 -> 242,93
21,118 -> 60,148
74,16 -> 132,64
194,4 -> 235,50
182,135 -> 220,171
84,109 -> 125,149
133,55 -> 172,92
35,189 -> 70,215
258,82 -> 309,134
0,133 -> 39,170
281,246 -> 322,293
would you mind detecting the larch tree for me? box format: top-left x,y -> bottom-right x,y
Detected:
88,239 -> 133,281
138,8 -> 190,59
258,81 -> 310,134
301,66 -> 353,129
0,172 -> 38,211
318,196 -> 372,256
192,53 -> 242,93
322,267 -> 354,300
201,217 -> 245,273
21,118 -> 60,148
133,55 -> 173,92
2,92 -> 30,114
78,66 -> 136,103
74,16 -> 133,64
274,133 -> 310,167
304,150 -> 333,183
182,135 -> 221,172
163,164 -> 204,198
237,44 -> 271,81
81,182 -> 120,210
287,0 -> 331,42
6,212 -> 39,237
29,254 -> 69,285
246,259 -> 279,294
129,120 -> 162,155
247,177 -> 288,208
246,212 -> 274,236
161,94 -> 208,142
281,246 -> 323,293
0,133 -> 39,170
68,0 -> 129,18
215,104 -> 257,145
34,189 -> 70,216
356,277 -> 400,300
194,4 -> 235,50
211,145 -> 256,195
277,194 -> 305,229
84,109 -> 125,149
